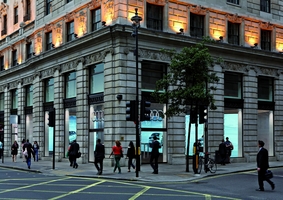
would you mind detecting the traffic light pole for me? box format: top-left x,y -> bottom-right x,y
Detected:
52,108 -> 55,170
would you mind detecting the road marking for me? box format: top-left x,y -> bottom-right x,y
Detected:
49,180 -> 106,200
0,177 -> 69,194
129,186 -> 150,200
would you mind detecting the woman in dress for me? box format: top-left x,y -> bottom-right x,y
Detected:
11,141 -> 19,162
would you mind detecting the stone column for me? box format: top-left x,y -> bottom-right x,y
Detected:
76,60 -> 88,164
32,74 -> 44,159
4,86 -> 11,157
53,67 -> 64,161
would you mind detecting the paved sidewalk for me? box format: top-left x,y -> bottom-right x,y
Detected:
0,157 -> 282,182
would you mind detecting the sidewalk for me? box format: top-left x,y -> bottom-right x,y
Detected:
0,157 -> 282,182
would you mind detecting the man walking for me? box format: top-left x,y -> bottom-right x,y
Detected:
150,135 -> 161,174
94,139 -> 105,175
256,140 -> 275,191
69,140 -> 80,169
218,139 -> 227,165
23,139 -> 33,169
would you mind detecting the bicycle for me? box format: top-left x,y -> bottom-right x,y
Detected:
197,152 -> 217,174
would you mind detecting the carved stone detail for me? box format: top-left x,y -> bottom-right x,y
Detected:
260,22 -> 274,31
44,23 -> 53,33
23,76 -> 34,85
65,12 -> 75,22
146,0 -> 166,6
104,0 -> 114,21
227,13 -> 242,23
84,51 -> 107,65
89,0 -> 101,10
9,81 -> 18,89
61,60 -> 78,73
190,5 -> 207,15
139,49 -> 171,61
221,62 -> 247,72
259,67 -> 277,76
41,68 -> 55,78
0,2 -> 9,15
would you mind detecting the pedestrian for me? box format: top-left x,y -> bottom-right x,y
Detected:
0,140 -> 3,159
23,139 -> 34,169
67,143 -> 72,167
11,140 -> 19,162
109,140 -> 123,174
32,141 -> 39,162
21,139 -> 26,162
94,139 -> 105,175
69,140 -> 80,169
150,135 -> 161,174
256,140 -> 275,191
126,141 -> 136,172
218,139 -> 227,165
225,137 -> 233,163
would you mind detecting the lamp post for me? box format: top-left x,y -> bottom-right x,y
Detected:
131,8 -> 142,177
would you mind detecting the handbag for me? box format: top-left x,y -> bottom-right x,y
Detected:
76,152 -> 81,158
265,170 -> 273,179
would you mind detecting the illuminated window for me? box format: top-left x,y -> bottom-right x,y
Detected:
146,3 -> 163,31
190,13 -> 204,38
228,22 -> 239,45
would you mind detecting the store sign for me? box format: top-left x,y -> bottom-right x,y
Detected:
92,110 -> 104,122
150,110 -> 164,121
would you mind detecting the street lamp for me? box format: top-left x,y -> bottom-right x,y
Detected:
131,8 -> 142,178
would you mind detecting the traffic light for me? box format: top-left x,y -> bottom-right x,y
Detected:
190,108 -> 197,124
48,110 -> 55,127
140,100 -> 151,121
126,101 -> 136,121
199,105 -> 208,124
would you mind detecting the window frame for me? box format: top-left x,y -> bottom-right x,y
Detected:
45,78 -> 54,102
66,21 -> 75,42
12,50 -> 17,67
258,76 -> 273,102
224,72 -> 242,99
190,13 -> 204,38
260,0 -> 270,13
227,0 -> 239,4
0,56 -> 4,71
261,30 -> 271,51
90,63 -> 104,94
14,7 -> 18,24
46,0 -> 52,15
65,72 -> 76,98
228,22 -> 240,45
46,32 -> 52,51
12,89 -> 18,109
26,85 -> 33,106
91,8 -> 101,31
146,3 -> 163,31
26,42 -> 32,59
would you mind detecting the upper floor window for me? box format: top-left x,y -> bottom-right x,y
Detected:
146,3 -> 163,31
46,0 -> 52,15
46,32 -> 52,51
142,62 -> 166,92
3,0 -> 7,3
90,63 -> 104,94
190,13 -> 204,38
224,72 -> 242,99
14,7 -> 18,24
24,0 -> 31,21
67,21 -> 75,42
0,56 -> 4,71
45,78 -> 54,102
12,50 -> 17,67
258,77 -> 273,102
92,8 -> 101,31
0,93 -> 4,111
26,85 -> 33,106
12,89 -> 18,109
65,72 -> 76,98
2,15 -> 7,35
261,30 -> 271,51
260,0 -> 270,13
26,42 -> 33,59
228,22 -> 239,45
227,0 -> 239,4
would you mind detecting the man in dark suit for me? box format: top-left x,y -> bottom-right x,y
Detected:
94,139 -> 105,175
219,139 -> 227,165
150,136 -> 161,174
256,140 -> 275,191
69,140 -> 80,169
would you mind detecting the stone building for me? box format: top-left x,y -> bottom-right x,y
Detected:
0,0 -> 282,166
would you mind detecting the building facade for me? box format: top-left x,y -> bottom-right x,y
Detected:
0,0 -> 282,166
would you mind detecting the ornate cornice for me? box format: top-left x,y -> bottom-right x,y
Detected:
84,51 -> 107,66
44,23 -> 53,33
190,5 -> 207,15
61,60 -> 77,73
22,76 -> 34,85
65,12 -> 75,22
226,13 -> 242,23
41,68 -> 54,79
139,49 -> 171,61
0,2 -> 8,15
258,67 -> 277,77
221,61 -> 247,73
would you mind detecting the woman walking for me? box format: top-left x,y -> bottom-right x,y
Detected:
22,139 -> 26,162
110,140 -> 123,174
11,141 -> 19,162
126,141 -> 136,172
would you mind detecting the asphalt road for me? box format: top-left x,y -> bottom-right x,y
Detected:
0,167 -> 282,200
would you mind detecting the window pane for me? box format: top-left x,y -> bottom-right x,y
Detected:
12,90 -> 18,109
147,3 -> 163,31
190,13 -> 204,38
92,8 -> 101,31
261,30 -> 271,51
224,73 -> 242,98
45,78 -> 54,102
228,22 -> 239,45
26,85 -> 33,106
46,32 -> 52,50
0,93 -> 4,111
258,77 -> 273,101
66,72 -> 76,98
142,62 -> 165,91
67,21 -> 75,42
90,63 -> 104,94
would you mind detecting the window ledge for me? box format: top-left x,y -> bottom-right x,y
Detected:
226,2 -> 241,8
